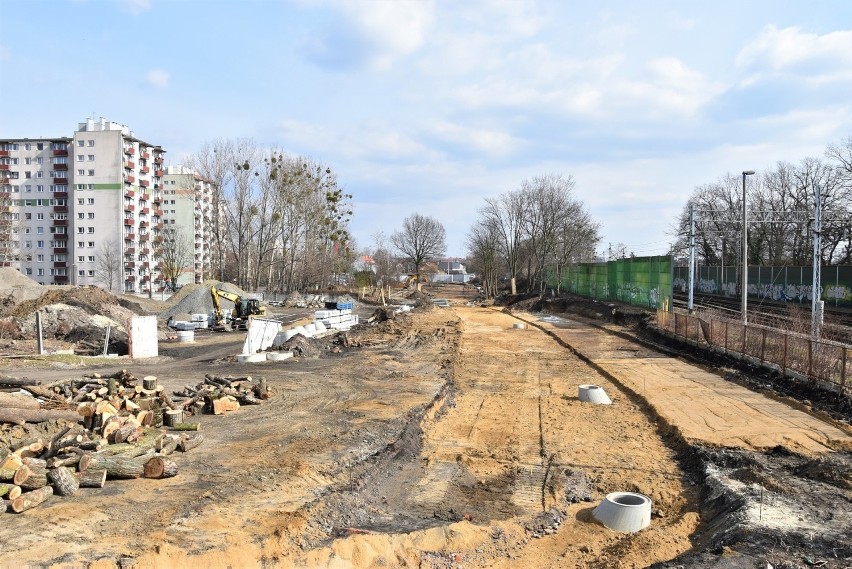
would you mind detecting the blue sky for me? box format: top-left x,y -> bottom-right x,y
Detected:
1,0 -> 851,257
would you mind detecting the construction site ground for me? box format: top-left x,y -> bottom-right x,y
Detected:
1,287 -> 850,569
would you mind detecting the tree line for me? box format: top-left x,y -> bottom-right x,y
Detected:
672,134 -> 852,267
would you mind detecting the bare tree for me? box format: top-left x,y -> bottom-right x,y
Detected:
391,213 -> 446,285
95,240 -> 122,292
480,191 -> 525,294
466,218 -> 502,298
159,226 -> 193,291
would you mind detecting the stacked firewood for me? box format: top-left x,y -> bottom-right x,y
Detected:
1,423 -> 203,514
173,374 -> 271,416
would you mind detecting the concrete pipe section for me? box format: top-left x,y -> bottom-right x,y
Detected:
176,330 -> 195,343
237,353 -> 266,363
266,351 -> 293,361
592,492 -> 652,532
578,384 -> 612,405
512,323 -> 526,329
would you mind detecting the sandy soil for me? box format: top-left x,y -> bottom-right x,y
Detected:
0,288 -> 849,568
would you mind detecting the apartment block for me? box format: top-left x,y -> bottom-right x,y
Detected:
161,165 -> 214,287
0,118 -> 172,293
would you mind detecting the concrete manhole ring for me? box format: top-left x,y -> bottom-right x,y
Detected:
592,492 -> 652,532
578,384 -> 612,405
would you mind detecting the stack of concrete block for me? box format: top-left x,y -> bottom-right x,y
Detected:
314,307 -> 358,331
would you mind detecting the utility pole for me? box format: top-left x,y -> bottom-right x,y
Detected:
741,170 -> 755,324
812,183 -> 823,338
688,204 -> 695,312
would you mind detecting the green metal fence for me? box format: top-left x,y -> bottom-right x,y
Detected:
552,255 -> 673,310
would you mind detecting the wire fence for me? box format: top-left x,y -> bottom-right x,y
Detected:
656,309 -> 849,394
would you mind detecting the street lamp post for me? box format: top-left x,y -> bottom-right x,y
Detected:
741,170 -> 755,324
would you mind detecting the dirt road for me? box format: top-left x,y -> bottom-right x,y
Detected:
1,297 -> 849,568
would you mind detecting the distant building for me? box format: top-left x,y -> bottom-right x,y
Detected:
432,258 -> 474,283
353,254 -> 376,273
161,165 -> 214,286
0,117 -> 183,294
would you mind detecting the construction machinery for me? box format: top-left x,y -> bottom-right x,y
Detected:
211,286 -> 266,330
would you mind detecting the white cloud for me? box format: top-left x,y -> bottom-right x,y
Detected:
430,120 -> 520,156
122,0 -> 151,15
145,69 -> 169,89
736,25 -> 852,81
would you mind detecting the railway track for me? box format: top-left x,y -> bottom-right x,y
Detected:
673,291 -> 852,337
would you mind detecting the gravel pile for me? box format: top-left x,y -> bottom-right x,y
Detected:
159,280 -> 250,322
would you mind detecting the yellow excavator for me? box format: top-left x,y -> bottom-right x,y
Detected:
211,286 -> 266,330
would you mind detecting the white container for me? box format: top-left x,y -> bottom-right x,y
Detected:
266,351 -> 294,361
513,323 -> 526,329
578,384 -> 612,405
176,330 -> 195,343
593,492 -> 652,533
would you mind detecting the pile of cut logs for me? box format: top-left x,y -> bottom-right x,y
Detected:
0,371 -> 271,514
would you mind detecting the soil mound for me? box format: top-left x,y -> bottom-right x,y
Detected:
279,334 -> 321,358
0,267 -> 46,313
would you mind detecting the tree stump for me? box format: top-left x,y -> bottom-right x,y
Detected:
163,409 -> 184,427
48,467 -> 80,497
10,486 -> 53,513
142,376 -> 158,391
143,456 -> 178,479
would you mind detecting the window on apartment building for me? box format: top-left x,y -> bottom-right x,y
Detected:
77,198 -> 84,205
87,227 -> 94,233
24,185 -> 31,192
25,171 -> 31,179
77,140 -> 85,147
37,254 -> 44,262
77,227 -> 84,234
77,213 -> 84,219
36,143 -> 43,150
26,268 -> 33,276
77,241 -> 84,248
35,157 -> 42,164
24,144 -> 31,150
88,155 -> 95,161
24,241 -> 32,248
77,169 -> 85,176
37,268 -> 44,276
88,170 -> 95,176
77,256 -> 84,262
86,184 -> 94,189
87,213 -> 94,219
87,241 -> 95,248
87,270 -> 94,277
24,213 -> 31,220
77,155 -> 84,161
24,228 -> 30,234
25,158 -> 31,165
76,184 -> 85,190
78,270 -> 85,277
37,227 -> 44,234
36,171 -> 43,178
87,198 -> 94,204
36,213 -> 44,220
87,140 -> 94,146
37,241 -> 44,248
36,185 -> 43,192
88,256 -> 95,262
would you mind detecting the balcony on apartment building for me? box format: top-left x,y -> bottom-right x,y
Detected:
126,247 -> 136,255
140,180 -> 150,188
125,204 -> 135,212
125,175 -> 135,184
141,151 -> 150,160
124,146 -> 135,156
53,262 -> 66,268
155,169 -> 164,177
124,218 -> 134,226
52,149 -> 68,156
53,205 -> 67,212
55,275 -> 68,282
125,233 -> 136,241
0,150 -> 9,157
54,164 -> 68,171
124,189 -> 135,198
139,220 -> 149,228
141,193 -> 150,201
125,261 -> 135,268
125,161 -> 135,170
140,233 -> 150,241
53,247 -> 68,254
140,207 -> 150,215
53,191 -> 68,198
53,219 -> 67,226
53,177 -> 68,184
154,155 -> 164,164
141,165 -> 150,174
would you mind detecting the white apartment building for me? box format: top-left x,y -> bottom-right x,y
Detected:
161,165 -> 214,287
0,118 -> 171,293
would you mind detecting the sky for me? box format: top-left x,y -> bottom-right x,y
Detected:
1,0 -> 851,258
